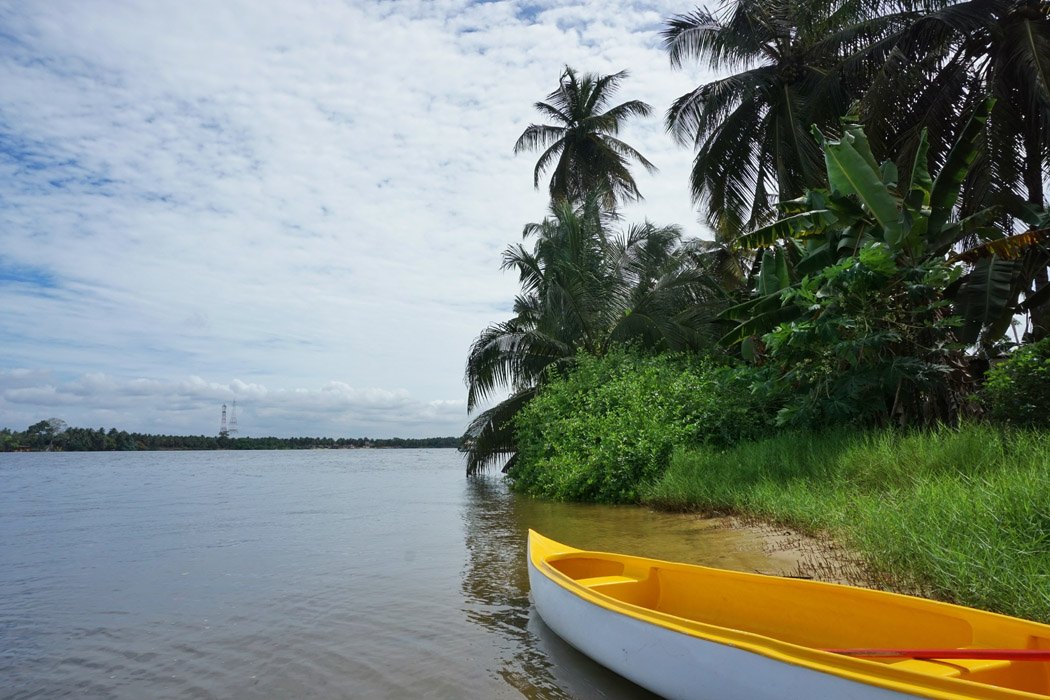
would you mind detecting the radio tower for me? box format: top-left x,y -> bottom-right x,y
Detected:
229,400 -> 239,436
219,404 -> 229,437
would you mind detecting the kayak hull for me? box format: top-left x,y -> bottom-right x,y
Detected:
527,531 -> 1050,700
529,552 -> 911,700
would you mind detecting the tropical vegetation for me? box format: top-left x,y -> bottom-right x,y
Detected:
719,102 -> 1037,428
514,66 -> 657,208
464,0 -> 1050,615
463,191 -> 726,474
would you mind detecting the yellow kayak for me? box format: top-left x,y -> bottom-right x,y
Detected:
527,530 -> 1050,700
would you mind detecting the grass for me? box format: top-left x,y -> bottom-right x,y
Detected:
644,424 -> 1050,622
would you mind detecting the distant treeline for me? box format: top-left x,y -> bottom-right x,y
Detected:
1,422 -> 464,452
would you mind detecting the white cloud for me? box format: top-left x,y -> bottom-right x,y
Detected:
0,0 -> 718,437
0,372 -> 467,437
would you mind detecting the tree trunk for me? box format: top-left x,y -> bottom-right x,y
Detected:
1023,117 -> 1050,341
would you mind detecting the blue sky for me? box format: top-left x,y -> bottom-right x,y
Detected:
0,0 -> 716,438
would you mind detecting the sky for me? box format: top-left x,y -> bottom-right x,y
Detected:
0,0 -> 718,439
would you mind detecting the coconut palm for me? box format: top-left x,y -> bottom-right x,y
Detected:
859,0 -> 1050,338
605,222 -> 732,350
464,192 -> 724,474
514,67 -> 657,208
861,1 -> 1050,206
663,1 -> 911,233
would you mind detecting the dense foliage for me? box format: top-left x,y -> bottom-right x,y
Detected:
463,193 -> 725,474
757,245 -> 964,428
720,110 -> 1050,428
0,424 -> 462,452
982,337 -> 1050,427
509,348 -> 774,502
514,66 -> 656,208
467,0 -> 1050,484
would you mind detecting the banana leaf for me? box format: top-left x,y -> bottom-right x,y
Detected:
758,248 -> 793,295
718,304 -> 803,346
814,125 -> 905,248
952,256 -> 1021,345
718,286 -> 793,324
928,98 -> 993,237
733,209 -> 838,250
906,128 -> 932,210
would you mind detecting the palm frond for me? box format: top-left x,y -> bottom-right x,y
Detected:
513,124 -> 564,154
585,69 -> 629,114
464,388 -> 539,475
598,100 -> 654,129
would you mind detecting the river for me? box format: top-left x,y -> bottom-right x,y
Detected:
1,449 -> 794,699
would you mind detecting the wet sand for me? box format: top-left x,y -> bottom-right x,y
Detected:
689,515 -> 874,588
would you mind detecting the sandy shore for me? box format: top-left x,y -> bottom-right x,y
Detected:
690,515 -> 877,588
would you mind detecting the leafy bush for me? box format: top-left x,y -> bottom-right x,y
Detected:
508,348 -> 776,503
982,338 -> 1050,427
757,243 -> 961,430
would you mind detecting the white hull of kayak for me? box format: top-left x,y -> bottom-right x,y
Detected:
528,556 -> 916,700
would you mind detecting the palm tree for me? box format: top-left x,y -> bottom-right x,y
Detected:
861,1 -> 1049,206
514,67 -> 657,208
464,192 -> 723,474
605,222 -> 731,350
663,1 -> 910,233
858,0 -> 1050,338
464,193 -> 610,475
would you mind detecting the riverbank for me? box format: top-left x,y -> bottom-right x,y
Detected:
644,424 -> 1050,623
710,515 -> 873,587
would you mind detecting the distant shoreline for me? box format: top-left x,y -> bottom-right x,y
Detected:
4,446 -> 463,452
1,427 -> 464,452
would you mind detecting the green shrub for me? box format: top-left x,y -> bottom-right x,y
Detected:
757,244 -> 961,430
508,348 -> 776,503
983,338 -> 1050,427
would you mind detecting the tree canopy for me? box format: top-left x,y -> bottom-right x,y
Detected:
463,191 -> 725,473
514,66 -> 657,208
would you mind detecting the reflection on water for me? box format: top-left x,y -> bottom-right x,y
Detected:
460,475 -> 660,700
459,473 -> 805,699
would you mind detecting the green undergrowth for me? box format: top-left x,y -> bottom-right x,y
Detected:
510,348 -> 775,503
645,424 -> 1050,622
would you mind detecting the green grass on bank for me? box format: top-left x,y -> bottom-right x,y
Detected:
644,424 -> 1050,623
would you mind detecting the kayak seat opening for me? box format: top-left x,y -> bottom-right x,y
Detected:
548,557 -> 661,608
549,556 -> 625,581
580,576 -> 660,608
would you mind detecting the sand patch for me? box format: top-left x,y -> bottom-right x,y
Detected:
688,515 -> 876,588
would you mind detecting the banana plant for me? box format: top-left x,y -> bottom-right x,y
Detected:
719,98 -> 1048,349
